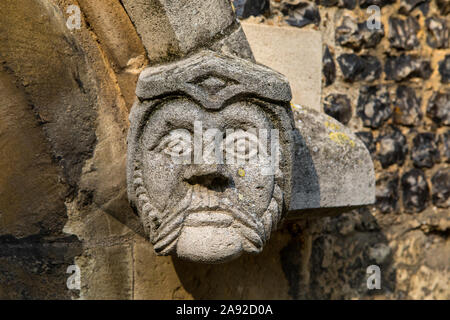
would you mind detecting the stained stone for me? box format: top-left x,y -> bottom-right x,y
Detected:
388,16 -> 420,51
282,2 -> 321,28
393,85 -> 422,126
431,169 -> 450,208
426,16 -> 449,49
401,168 -> 430,213
377,126 -> 408,168
357,86 -> 392,129
438,54 -> 450,84
337,54 -> 381,82
411,133 -> 441,168
385,54 -> 432,81
426,91 -> 450,126
376,173 -> 399,214
323,46 -> 336,87
436,0 -> 450,15
233,0 -> 270,19
359,0 -> 396,8
398,0 -> 429,15
335,16 -> 384,51
355,131 -> 376,156
324,94 -> 352,124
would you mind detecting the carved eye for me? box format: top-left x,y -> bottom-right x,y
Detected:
156,129 -> 192,160
224,130 -> 260,161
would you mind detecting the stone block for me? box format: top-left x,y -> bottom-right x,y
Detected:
241,22 -> 322,111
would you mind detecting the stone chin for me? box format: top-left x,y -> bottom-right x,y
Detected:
176,225 -> 244,264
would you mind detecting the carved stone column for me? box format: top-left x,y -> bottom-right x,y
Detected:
124,0 -> 375,263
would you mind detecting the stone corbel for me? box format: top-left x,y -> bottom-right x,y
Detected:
124,0 -> 375,263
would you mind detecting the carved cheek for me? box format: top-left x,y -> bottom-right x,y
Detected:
231,163 -> 274,215
141,150 -> 184,212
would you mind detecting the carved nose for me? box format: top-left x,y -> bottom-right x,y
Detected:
184,166 -> 233,192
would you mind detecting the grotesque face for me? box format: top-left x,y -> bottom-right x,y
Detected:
127,50 -> 294,263
133,99 -> 283,263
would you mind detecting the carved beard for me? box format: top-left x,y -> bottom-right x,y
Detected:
132,166 -> 284,258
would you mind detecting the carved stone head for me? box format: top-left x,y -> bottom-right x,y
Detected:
127,50 -> 295,263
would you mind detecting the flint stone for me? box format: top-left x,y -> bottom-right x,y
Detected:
324,94 -> 352,124
385,54 -> 432,82
335,16 -> 385,51
233,0 -> 270,18
402,169 -> 430,213
376,172 -> 400,213
393,85 -> 422,126
323,46 -> 336,87
337,54 -> 381,82
426,91 -> 450,126
241,22 -> 322,110
357,85 -> 392,129
426,16 -> 449,49
315,0 -> 356,9
411,132 -> 441,168
438,54 -> 450,84
436,0 -> 450,15
281,2 -> 321,28
431,169 -> 450,208
377,126 -> 408,168
388,16 -> 420,51
355,131 -> 376,156
398,0 -> 429,15
359,0 -> 396,8
443,131 -> 450,162
289,106 -> 375,218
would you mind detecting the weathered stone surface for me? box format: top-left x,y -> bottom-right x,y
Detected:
337,54 -> 381,82
323,46 -> 336,87
121,0 -> 240,62
377,126 -> 409,168
129,50 -> 295,263
359,0 -> 396,8
426,16 -> 449,49
388,16 -> 420,50
130,49 -> 375,262
77,0 -> 146,71
289,106 -> 375,217
335,16 -> 384,51
426,91 -> 450,126
438,54 -> 450,84
411,133 -> 441,168
210,24 -> 255,61
431,169 -> 449,208
242,22 -> 322,110
281,2 -> 321,28
401,169 -> 430,213
357,86 -> 392,129
355,131 -> 376,156
393,85 -> 422,126
376,172 -> 400,213
233,0 -> 270,18
385,55 -> 432,81
324,94 -> 352,124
